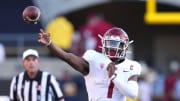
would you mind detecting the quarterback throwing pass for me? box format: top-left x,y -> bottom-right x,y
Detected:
38,27 -> 141,101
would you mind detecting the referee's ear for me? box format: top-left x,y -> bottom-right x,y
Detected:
37,58 -> 40,62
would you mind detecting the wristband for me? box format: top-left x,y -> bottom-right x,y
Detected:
110,73 -> 117,80
46,40 -> 52,47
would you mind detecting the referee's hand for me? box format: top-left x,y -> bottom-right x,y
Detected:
38,29 -> 51,46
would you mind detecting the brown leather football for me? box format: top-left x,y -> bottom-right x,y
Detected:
22,6 -> 41,24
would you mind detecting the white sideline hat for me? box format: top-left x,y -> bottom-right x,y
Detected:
22,49 -> 39,60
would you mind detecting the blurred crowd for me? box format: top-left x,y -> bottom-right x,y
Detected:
58,71 -> 88,101
45,13 -> 113,56
137,60 -> 180,101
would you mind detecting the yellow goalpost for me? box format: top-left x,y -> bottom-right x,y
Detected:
144,0 -> 180,24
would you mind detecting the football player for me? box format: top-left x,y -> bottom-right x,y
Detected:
38,27 -> 141,101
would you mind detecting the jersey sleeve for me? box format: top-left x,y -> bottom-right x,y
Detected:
82,50 -> 97,76
50,75 -> 64,100
82,50 -> 96,61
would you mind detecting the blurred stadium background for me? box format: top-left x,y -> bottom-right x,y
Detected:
1,0 -> 180,101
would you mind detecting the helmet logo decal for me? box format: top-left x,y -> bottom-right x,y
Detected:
100,63 -> 105,69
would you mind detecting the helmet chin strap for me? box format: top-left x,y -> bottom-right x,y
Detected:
110,55 -> 125,64
106,50 -> 125,59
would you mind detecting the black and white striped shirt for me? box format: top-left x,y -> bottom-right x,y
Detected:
10,71 -> 63,101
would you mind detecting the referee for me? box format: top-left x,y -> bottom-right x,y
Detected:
10,49 -> 65,101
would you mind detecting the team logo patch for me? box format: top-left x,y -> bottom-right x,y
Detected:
130,65 -> 133,70
100,63 -> 105,69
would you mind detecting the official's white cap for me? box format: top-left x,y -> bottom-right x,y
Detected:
22,49 -> 39,60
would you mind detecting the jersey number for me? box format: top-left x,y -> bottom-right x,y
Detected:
107,80 -> 114,98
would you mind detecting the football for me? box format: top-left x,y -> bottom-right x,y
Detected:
22,6 -> 41,24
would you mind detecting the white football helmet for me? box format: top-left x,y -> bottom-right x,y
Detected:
99,27 -> 133,60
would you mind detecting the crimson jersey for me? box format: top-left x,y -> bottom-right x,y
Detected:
82,50 -> 141,101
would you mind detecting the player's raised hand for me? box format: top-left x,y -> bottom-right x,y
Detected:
38,29 -> 51,46
107,62 -> 117,78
